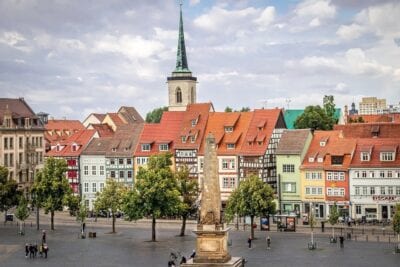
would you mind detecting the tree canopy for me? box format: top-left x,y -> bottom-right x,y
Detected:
393,204 -> 400,243
175,166 -> 199,236
225,175 -> 275,239
224,106 -> 251,112
328,203 -> 340,238
94,179 -> 127,233
123,153 -> 182,241
145,106 -> 168,123
295,95 -> 337,130
0,166 -> 20,218
31,157 -> 72,230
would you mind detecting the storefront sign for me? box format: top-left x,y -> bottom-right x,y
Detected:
372,195 -> 396,201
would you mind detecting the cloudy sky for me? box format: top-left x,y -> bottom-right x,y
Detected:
1,0 -> 399,120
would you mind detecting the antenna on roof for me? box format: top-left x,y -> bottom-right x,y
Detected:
285,98 -> 291,109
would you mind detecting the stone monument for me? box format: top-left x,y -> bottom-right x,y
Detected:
182,133 -> 242,267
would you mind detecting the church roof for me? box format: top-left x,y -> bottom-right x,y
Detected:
174,4 -> 190,73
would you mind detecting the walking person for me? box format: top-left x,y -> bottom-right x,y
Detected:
247,236 -> 252,249
25,243 -> 29,258
29,244 -> 34,258
33,243 -> 38,258
43,243 -> 49,258
266,236 -> 271,250
42,230 -> 46,244
339,236 -> 344,248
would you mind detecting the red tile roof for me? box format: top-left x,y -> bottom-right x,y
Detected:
240,109 -> 285,156
135,111 -> 185,157
45,119 -> 85,145
334,123 -> 400,138
174,103 -> 213,150
348,114 -> 400,123
107,113 -> 125,126
46,129 -> 96,157
199,112 -> 253,155
89,123 -> 114,137
351,138 -> 400,168
301,130 -> 356,170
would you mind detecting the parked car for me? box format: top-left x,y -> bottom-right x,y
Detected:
5,214 -> 14,222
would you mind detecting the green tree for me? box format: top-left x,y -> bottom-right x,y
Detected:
294,105 -> 334,130
94,179 -> 127,233
145,106 -> 168,123
76,199 -> 88,233
239,107 -> 250,112
31,157 -> 72,230
0,166 -> 21,222
175,166 -> 199,236
224,106 -> 233,112
123,153 -> 182,242
328,203 -> 339,239
225,175 -> 275,239
15,196 -> 30,234
393,204 -> 400,244
65,194 -> 80,216
323,95 -> 335,119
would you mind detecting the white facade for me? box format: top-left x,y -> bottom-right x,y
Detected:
80,155 -> 107,210
349,168 -> 400,221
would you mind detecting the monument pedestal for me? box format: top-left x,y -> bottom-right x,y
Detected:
181,226 -> 242,267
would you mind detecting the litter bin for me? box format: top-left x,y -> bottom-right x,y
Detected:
321,221 -> 325,233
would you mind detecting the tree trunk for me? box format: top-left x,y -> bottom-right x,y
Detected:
250,215 -> 255,239
332,226 -> 335,238
180,215 -> 186,236
152,215 -> 156,242
112,214 -> 116,233
19,220 -> 23,233
3,210 -> 7,224
50,211 -> 55,230
311,230 -> 314,244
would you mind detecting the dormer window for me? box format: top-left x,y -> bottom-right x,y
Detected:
361,152 -> 370,161
380,152 -> 394,161
317,157 -> 323,163
191,118 -> 198,127
181,136 -> 187,143
141,144 -> 151,151
190,135 -> 196,143
227,143 -> 235,149
320,137 -> 329,147
308,157 -> 315,163
224,126 -> 233,133
72,144 -> 78,152
159,144 -> 169,151
112,148 -> 117,152
331,156 -> 344,165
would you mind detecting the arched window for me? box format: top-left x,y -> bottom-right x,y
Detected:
176,88 -> 182,103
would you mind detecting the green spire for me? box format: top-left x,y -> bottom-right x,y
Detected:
174,3 -> 190,73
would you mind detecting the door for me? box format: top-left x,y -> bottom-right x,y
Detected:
319,204 -> 324,218
381,206 -> 388,219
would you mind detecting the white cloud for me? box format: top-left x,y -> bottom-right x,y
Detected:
93,34 -> 165,59
253,6 -> 275,31
190,0 -> 200,6
295,0 -> 336,19
336,23 -> 367,40
0,31 -> 31,52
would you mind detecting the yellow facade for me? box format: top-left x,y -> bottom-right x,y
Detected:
300,168 -> 325,203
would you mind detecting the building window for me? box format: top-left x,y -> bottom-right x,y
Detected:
387,171 -> 393,178
110,159 -> 115,165
119,171 -> 124,178
226,143 -> 235,149
327,187 -> 345,196
84,166 -> 88,176
283,182 -> 296,193
361,152 -> 370,161
379,171 -> 385,178
176,88 -> 182,103
282,164 -> 295,173
370,187 -> 375,195
199,158 -> 204,171
388,187 -> 393,195
126,158 -> 132,165
191,119 -> 197,127
127,171 -> 132,178
84,199 -> 89,208
380,186 -> 385,195
222,159 -> 235,170
84,183 -> 89,193
9,137 -> 13,149
92,183 -> 97,193
369,171 -> 375,178
19,137 -> 23,149
331,156 -> 343,165
356,205 -> 361,215
159,144 -> 169,151
100,183 -> 104,192
305,187 -> 323,195
92,166 -> 96,175
224,126 -> 233,133
396,186 -> 400,195
100,166 -> 104,176
380,152 -> 394,161
361,171 -> 367,178
181,136 -> 187,143
141,144 -> 151,151
222,177 -> 235,188
118,158 -> 124,165
110,171 -> 115,178
355,187 -> 360,195
4,137 -> 8,149
362,187 -> 367,195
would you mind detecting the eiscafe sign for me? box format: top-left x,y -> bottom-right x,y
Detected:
372,195 -> 398,202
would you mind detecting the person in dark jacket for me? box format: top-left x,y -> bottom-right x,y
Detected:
43,243 -> 49,258
247,237 -> 252,248
25,243 -> 29,258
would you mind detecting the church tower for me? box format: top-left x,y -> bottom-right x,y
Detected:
167,4 -> 197,111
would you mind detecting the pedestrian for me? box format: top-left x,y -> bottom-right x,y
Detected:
339,236 -> 344,248
39,244 -> 43,257
168,260 -> 175,267
82,222 -> 86,232
42,230 -> 46,244
29,244 -> 34,258
25,243 -> 29,258
247,236 -> 252,248
189,249 -> 196,259
266,236 -> 271,250
180,256 -> 187,264
43,243 -> 49,258
33,243 -> 38,258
